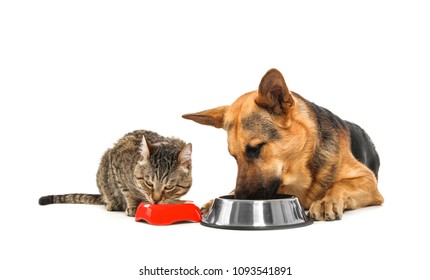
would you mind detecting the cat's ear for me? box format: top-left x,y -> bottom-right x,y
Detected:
178,143 -> 192,168
139,135 -> 150,161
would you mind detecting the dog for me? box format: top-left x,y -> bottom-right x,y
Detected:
183,68 -> 384,221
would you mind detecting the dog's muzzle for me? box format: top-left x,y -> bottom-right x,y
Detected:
234,178 -> 281,200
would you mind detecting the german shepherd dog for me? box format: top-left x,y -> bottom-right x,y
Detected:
183,68 -> 384,221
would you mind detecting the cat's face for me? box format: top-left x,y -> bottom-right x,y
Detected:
133,141 -> 192,204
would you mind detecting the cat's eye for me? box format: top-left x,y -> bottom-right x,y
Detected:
165,185 -> 174,190
145,180 -> 154,187
136,177 -> 153,187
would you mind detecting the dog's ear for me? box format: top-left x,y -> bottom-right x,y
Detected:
182,106 -> 228,129
255,68 -> 294,115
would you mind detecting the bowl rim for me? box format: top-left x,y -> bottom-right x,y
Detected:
217,194 -> 296,202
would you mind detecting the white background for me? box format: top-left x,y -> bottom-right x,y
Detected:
1,1 -> 429,279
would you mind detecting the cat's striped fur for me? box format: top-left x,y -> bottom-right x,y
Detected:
39,130 -> 192,216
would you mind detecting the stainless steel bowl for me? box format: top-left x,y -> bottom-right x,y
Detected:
201,194 -> 313,230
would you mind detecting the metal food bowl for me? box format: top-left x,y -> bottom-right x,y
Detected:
201,194 -> 313,230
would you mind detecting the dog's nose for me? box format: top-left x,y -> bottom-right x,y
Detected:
234,178 -> 281,200
235,188 -> 269,200
234,190 -> 249,199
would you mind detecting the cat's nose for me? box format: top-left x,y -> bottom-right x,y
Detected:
152,192 -> 162,204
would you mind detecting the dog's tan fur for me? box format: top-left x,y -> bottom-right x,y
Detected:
183,68 -> 383,221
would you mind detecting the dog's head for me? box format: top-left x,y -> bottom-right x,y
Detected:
183,69 -> 307,199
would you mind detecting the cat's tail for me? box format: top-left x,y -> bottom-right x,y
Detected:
39,194 -> 104,206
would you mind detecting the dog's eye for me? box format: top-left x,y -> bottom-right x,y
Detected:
245,143 -> 265,160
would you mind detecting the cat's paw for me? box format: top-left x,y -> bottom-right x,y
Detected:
106,203 -> 123,212
200,200 -> 214,217
126,207 -> 137,217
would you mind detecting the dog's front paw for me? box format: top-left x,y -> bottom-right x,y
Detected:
200,200 -> 214,217
309,198 -> 344,221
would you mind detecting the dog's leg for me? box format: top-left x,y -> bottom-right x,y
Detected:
309,168 -> 383,221
200,189 -> 235,217
200,200 -> 214,217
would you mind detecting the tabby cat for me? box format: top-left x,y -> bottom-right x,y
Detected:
39,130 -> 193,216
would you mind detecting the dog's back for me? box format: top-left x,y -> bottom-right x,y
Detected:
304,97 -> 380,179
345,121 -> 380,179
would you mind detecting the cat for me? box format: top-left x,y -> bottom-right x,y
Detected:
39,130 -> 193,216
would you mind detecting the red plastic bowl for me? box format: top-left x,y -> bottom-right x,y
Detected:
135,202 -> 202,225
